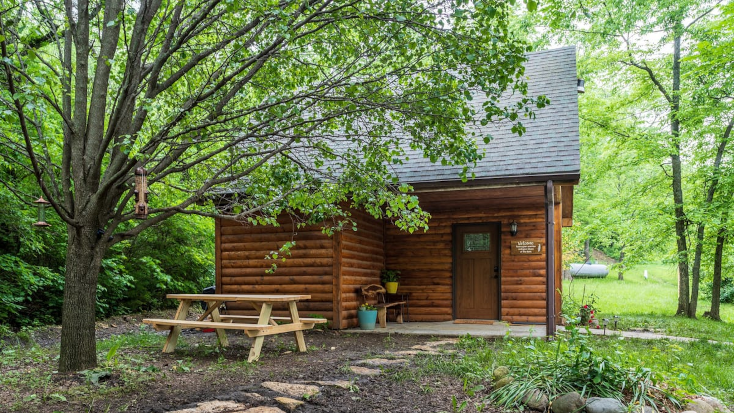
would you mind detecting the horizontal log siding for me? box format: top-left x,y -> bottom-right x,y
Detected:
384,205 -> 551,323
215,218 -> 334,320
339,210 -> 384,329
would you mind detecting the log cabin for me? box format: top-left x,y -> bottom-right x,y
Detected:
215,47 -> 581,333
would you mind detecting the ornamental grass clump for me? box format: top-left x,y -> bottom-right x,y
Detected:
487,325 -> 681,411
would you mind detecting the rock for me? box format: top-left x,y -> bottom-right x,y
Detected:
551,392 -> 585,413
220,392 -> 266,403
355,358 -> 409,366
522,389 -> 549,411
585,397 -> 625,413
494,376 -> 513,389
641,406 -> 656,413
313,380 -> 352,389
275,397 -> 304,412
167,400 -> 246,413
349,366 -> 381,376
410,345 -> 441,352
493,366 -> 511,380
700,397 -> 731,413
261,382 -> 319,399
242,408 -> 286,413
389,350 -> 423,356
686,400 -> 715,413
407,345 -> 456,354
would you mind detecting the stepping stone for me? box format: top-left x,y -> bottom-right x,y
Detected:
168,400 -> 247,413
313,380 -> 353,389
410,345 -> 440,352
388,350 -> 423,356
423,339 -> 457,347
408,345 -> 457,354
355,358 -> 409,366
349,366 -> 381,376
275,396 -> 304,412
261,382 -> 320,398
242,408 -> 286,413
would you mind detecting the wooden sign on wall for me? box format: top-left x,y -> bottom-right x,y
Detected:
511,239 -> 544,255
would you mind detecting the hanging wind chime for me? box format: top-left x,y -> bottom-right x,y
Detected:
134,167 -> 149,219
32,196 -> 51,227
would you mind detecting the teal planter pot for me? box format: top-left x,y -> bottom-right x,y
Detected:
358,309 -> 378,330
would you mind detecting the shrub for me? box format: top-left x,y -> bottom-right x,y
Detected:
487,325 -> 680,410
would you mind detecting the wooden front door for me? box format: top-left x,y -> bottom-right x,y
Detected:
454,224 -> 500,319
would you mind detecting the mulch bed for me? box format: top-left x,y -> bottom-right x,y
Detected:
0,314 -> 498,413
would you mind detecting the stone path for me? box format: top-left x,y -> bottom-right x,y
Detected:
167,338 -> 457,412
577,326 -> 733,345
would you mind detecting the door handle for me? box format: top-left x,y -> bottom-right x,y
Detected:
493,266 -> 499,279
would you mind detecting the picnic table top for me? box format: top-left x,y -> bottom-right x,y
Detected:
166,293 -> 311,302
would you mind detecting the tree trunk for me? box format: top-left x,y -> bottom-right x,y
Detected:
704,227 -> 725,321
617,248 -> 625,281
670,33 -> 690,317
58,224 -> 106,372
584,239 -> 591,262
689,223 -> 705,319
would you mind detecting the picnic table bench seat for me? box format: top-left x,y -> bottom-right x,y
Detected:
219,315 -> 327,324
143,318 -> 272,332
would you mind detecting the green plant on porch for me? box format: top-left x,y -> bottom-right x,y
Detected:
359,303 -> 377,311
381,270 -> 401,283
381,269 -> 401,294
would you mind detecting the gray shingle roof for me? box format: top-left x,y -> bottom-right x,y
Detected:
394,46 -> 581,186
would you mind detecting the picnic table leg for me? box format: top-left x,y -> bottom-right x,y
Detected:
251,303 -> 279,326
248,303 -> 272,362
163,300 -> 192,353
208,303 -> 229,347
288,301 -> 307,352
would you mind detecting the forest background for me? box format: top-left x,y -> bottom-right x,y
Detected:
1,0 -> 733,331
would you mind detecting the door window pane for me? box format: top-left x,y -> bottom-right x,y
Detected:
464,233 -> 490,252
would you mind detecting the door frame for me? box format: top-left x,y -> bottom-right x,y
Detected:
452,222 -> 502,320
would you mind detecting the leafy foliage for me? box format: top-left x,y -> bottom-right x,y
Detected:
455,328 -> 682,411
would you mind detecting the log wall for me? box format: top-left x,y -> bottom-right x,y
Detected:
338,209 -> 385,329
216,218 -> 335,320
384,199 -> 561,324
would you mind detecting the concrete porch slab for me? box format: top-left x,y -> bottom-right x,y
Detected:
345,321 -> 550,338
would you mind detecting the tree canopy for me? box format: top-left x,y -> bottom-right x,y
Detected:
0,0 -> 540,371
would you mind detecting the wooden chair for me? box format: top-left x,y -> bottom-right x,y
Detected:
360,284 -> 406,328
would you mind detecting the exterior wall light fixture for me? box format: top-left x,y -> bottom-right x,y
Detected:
510,220 -> 518,236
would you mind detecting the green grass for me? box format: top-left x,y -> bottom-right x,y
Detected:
563,264 -> 734,340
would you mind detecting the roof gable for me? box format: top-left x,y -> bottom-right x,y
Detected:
394,46 -> 581,186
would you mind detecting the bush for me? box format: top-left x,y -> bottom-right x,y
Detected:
487,325 -> 677,410
702,277 -> 734,304
0,254 -> 63,327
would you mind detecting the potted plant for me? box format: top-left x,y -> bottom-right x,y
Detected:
381,269 -> 401,294
357,303 -> 378,330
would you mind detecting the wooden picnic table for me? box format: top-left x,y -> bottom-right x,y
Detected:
142,294 -> 326,362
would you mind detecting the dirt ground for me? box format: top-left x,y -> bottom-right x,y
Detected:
0,313 -> 497,413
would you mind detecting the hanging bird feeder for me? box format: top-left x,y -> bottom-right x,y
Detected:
32,196 -> 51,227
134,167 -> 149,219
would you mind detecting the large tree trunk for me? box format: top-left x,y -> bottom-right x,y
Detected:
670,33 -> 690,317
704,227 -> 726,321
59,224 -> 106,372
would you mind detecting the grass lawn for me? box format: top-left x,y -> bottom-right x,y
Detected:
562,264 -> 734,341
